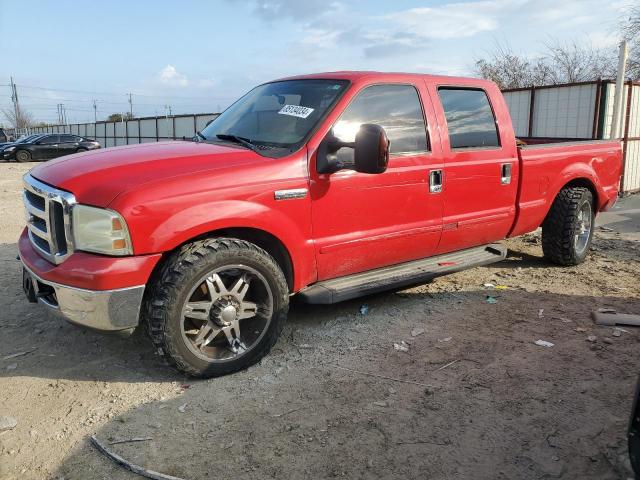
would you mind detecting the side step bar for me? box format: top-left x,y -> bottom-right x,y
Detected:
298,244 -> 507,304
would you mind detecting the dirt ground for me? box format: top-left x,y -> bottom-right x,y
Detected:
1,162 -> 639,480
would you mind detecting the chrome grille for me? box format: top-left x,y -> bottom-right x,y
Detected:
23,174 -> 76,264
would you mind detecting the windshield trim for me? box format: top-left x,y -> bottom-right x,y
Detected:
204,78 -> 352,158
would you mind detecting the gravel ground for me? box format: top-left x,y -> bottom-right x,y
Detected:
1,162 -> 639,479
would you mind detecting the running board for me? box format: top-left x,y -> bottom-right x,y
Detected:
298,244 -> 507,304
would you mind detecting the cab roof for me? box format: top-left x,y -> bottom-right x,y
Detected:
276,71 -> 496,88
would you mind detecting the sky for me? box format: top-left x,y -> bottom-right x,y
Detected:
0,0 -> 631,124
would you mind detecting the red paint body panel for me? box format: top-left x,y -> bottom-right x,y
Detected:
22,71 -> 623,295
509,141 -> 622,237
19,229 -> 161,290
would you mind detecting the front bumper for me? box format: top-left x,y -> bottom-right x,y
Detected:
22,263 -> 145,331
18,228 -> 160,332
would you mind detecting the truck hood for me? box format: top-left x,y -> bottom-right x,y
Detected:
30,141 -> 261,207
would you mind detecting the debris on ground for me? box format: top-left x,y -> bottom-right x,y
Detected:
495,285 -> 509,290
586,335 -> 597,343
0,416 -> 17,432
612,328 -> 623,337
486,295 -> 498,304
602,338 -> 614,345
109,437 -> 153,445
90,435 -> 185,480
534,340 -> 554,348
599,226 -> 614,232
373,401 -> 389,407
410,327 -> 425,337
393,341 -> 409,353
483,282 -> 496,288
575,327 -> 587,332
177,403 -> 187,413
438,337 -> 452,343
592,308 -> 640,327
6,363 -> 17,370
538,309 -> 545,318
2,348 -> 37,361
359,304 -> 369,315
434,359 -> 459,371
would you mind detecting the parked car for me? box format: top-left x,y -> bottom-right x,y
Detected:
18,71 -> 622,378
0,133 -> 46,152
3,133 -> 100,162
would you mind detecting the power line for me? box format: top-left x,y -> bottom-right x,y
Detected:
15,83 -> 233,100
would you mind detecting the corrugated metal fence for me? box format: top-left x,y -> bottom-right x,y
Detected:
27,112 -> 219,148
503,80 -> 640,195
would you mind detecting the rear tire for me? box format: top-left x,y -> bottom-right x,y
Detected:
542,187 -> 594,266
143,238 -> 289,378
15,150 -> 31,163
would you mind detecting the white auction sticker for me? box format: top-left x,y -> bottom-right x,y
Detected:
278,105 -> 315,119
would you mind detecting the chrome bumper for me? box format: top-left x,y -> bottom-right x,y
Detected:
22,264 -> 145,331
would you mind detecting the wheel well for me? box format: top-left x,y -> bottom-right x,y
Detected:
154,227 -> 293,291
217,228 -> 294,290
561,178 -> 598,208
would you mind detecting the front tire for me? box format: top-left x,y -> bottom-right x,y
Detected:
15,150 -> 31,162
542,187 -> 594,266
143,238 -> 289,378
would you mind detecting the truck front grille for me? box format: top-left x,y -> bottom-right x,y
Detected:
23,174 -> 76,264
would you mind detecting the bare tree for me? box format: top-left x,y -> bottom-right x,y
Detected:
544,40 -> 617,83
475,41 -> 616,89
2,107 -> 34,129
622,4 -> 640,79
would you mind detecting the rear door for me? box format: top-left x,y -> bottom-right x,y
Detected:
309,83 -> 443,280
428,84 -> 519,254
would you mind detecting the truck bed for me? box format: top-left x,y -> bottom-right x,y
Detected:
508,139 -> 622,238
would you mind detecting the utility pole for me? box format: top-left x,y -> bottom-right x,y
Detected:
57,104 -> 62,124
164,104 -> 172,116
127,93 -> 133,118
611,40 -> 629,140
93,99 -> 97,123
10,77 -> 20,129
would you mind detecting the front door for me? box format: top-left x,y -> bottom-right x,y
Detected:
36,134 -> 59,160
429,85 -> 519,254
309,83 -> 443,281
58,134 -> 80,156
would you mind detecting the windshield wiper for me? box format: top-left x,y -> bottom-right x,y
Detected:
194,131 -> 206,142
215,133 -> 259,153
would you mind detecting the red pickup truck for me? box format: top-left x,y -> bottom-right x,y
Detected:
19,72 -> 622,377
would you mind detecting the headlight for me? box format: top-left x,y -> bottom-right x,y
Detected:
72,205 -> 133,255
5,146 -> 15,152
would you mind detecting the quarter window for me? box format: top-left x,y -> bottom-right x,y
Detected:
438,88 -> 500,149
333,84 -> 429,160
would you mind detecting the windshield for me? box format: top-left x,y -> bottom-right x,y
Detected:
16,134 -> 41,144
200,79 -> 349,157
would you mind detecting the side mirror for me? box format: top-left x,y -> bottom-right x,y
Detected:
354,124 -> 389,174
316,124 -> 389,175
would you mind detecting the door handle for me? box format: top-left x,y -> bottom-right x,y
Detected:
501,163 -> 512,185
429,169 -> 443,193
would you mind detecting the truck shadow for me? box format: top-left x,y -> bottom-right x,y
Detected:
41,288 -> 640,480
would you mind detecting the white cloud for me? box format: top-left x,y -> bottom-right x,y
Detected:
159,65 -> 189,87
386,1 -> 504,40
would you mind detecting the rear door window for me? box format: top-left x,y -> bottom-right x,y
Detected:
437,88 -> 500,149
